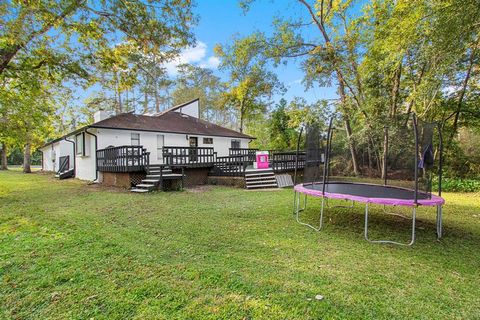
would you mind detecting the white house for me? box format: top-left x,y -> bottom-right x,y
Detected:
40,99 -> 254,182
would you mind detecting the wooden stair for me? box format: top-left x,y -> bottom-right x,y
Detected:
131,165 -> 184,193
244,168 -> 278,189
55,168 -> 74,180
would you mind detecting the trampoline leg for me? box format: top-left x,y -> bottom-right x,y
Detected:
293,191 -> 297,215
364,203 -> 417,246
436,205 -> 443,239
293,191 -> 308,215
295,194 -> 325,232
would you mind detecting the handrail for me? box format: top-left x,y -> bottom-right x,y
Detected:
163,146 -> 215,167
58,156 -> 69,173
96,145 -> 149,172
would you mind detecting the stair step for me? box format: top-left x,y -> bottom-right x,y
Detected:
245,175 -> 277,181
162,173 -> 183,178
245,172 -> 275,177
146,173 -> 178,178
131,188 -> 150,193
245,168 -> 273,172
246,183 -> 278,189
246,181 -> 277,186
246,180 -> 277,185
142,179 -> 160,183
135,184 -> 156,188
148,170 -> 171,174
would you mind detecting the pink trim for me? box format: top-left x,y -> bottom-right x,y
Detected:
294,183 -> 445,207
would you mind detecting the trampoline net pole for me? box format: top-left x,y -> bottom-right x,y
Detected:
383,126 -> 388,186
322,117 -> 334,195
413,114 -> 419,205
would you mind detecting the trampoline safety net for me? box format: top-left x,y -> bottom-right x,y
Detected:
296,113 -> 443,201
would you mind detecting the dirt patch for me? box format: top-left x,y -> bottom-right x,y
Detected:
84,182 -> 129,193
34,170 -> 54,175
186,185 -> 213,193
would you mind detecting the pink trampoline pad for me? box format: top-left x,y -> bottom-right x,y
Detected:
294,182 -> 445,207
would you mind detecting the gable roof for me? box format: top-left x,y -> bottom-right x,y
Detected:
90,111 -> 254,139
41,100 -> 254,149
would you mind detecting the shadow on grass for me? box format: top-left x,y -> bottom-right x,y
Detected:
295,201 -> 478,247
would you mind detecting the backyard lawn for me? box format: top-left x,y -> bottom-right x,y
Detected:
1,170 -> 479,319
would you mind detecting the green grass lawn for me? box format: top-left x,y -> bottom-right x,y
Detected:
1,170 -> 480,319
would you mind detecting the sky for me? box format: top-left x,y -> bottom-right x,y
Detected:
76,0 -> 339,111
163,0 -> 338,105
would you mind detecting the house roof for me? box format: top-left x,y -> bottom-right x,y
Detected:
90,112 -> 254,139
41,104 -> 253,148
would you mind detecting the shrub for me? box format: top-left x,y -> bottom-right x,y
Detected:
433,176 -> 480,193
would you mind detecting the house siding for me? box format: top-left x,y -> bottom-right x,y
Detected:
96,128 -> 250,161
40,139 -> 74,172
41,127 -> 250,182
70,132 -> 96,181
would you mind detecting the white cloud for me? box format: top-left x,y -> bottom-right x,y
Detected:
202,56 -> 220,69
288,78 -> 303,86
164,41 -> 219,76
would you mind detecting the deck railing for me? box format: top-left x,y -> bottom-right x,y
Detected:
96,146 -> 150,172
229,148 -> 258,162
271,151 -> 306,172
163,146 -> 215,167
210,155 -> 248,176
95,144 -> 308,175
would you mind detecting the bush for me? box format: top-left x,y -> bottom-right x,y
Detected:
433,176 -> 480,193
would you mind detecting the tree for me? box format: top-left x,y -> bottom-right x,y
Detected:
172,64 -> 227,123
242,0 -> 480,177
268,99 -> 297,150
131,49 -> 175,113
0,0 -> 196,78
0,69 -> 56,173
0,0 -> 196,172
214,34 -> 284,133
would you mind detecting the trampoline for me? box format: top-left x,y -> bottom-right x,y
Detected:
293,114 -> 445,246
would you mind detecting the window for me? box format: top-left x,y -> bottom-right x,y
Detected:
76,133 -> 84,155
231,139 -> 241,149
131,133 -> 140,146
203,137 -> 213,144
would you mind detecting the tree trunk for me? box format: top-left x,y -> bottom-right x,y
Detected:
449,45 -> 476,145
404,62 -> 427,124
23,140 -> 31,173
143,76 -> 149,114
390,63 -> 402,118
114,71 -> 123,114
338,80 -> 360,176
154,85 -> 160,113
1,142 -> 7,170
239,99 -> 245,133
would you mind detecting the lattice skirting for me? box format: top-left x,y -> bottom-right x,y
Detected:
130,172 -> 146,187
